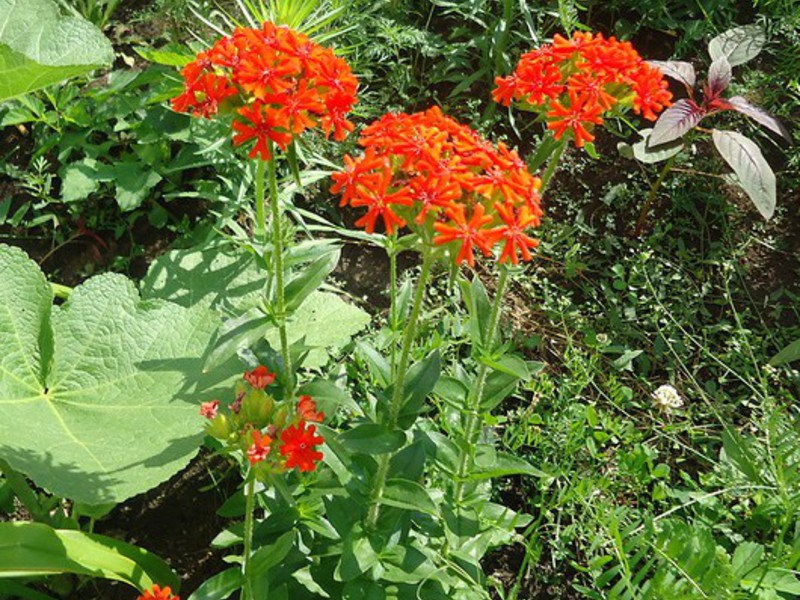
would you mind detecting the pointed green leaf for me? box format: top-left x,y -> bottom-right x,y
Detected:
380,478 -> 437,515
187,567 -> 243,600
0,521 -> 178,591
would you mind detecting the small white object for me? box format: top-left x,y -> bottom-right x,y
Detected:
652,384 -> 684,412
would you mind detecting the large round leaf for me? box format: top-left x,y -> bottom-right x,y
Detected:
0,245 -> 229,504
0,0 -> 114,101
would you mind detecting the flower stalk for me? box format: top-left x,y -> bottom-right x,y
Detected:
453,266 -> 510,504
366,247 -> 435,528
266,148 -> 294,391
241,475 -> 256,600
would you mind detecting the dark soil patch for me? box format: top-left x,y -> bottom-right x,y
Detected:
87,452 -> 238,600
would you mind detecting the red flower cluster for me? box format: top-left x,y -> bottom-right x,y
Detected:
137,585 -> 178,600
332,107 -> 543,266
203,367 -> 325,474
171,22 -> 358,159
494,32 -> 672,147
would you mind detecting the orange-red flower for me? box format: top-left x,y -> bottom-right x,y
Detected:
171,23 -> 357,158
547,91 -> 604,148
244,365 -> 275,390
280,421 -> 324,472
247,429 -> 273,465
297,395 -> 324,423
137,585 -> 179,600
332,107 -> 544,266
495,31 -> 672,147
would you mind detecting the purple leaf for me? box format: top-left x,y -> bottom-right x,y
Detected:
728,96 -> 792,141
712,129 -> 776,220
649,98 -> 705,146
648,60 -> 696,89
709,25 -> 766,67
707,57 -> 732,97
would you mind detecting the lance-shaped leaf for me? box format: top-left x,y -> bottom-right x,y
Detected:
707,56 -> 732,97
0,0 -> 114,101
648,60 -> 696,89
712,129 -> 776,220
728,96 -> 792,141
709,24 -> 766,67
0,244 -> 231,504
650,98 -> 705,146
0,521 -> 179,591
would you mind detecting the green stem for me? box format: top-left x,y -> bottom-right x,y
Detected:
254,159 -> 267,242
634,153 -> 677,237
267,151 -> 293,390
539,138 -> 566,195
389,238 -> 398,377
453,267 -> 510,504
241,475 -> 256,600
0,459 -> 47,523
387,248 -> 434,425
366,248 -> 435,528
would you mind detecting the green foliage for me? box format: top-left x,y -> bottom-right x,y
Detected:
0,521 -> 179,592
0,0 -> 113,101
0,244 -> 234,504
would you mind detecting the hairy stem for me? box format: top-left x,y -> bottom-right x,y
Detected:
389,239 -> 398,376
254,159 -> 267,241
267,151 -> 293,390
241,476 -> 256,600
453,267 -> 510,504
366,248 -> 435,528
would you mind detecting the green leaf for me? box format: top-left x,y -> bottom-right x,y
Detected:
770,338 -> 800,366
250,531 -> 295,577
396,350 -> 441,427
206,308 -> 273,371
0,245 -> 230,504
339,424 -> 406,455
380,478 -> 438,515
265,291 -> 370,370
0,0 -> 113,102
298,377 -> 362,417
141,241 -> 265,315
469,452 -> 549,480
145,244 -> 368,371
283,248 -> 340,314
709,24 -> 766,67
60,159 -> 100,203
338,531 -> 379,582
631,128 -> 683,164
732,541 -> 764,580
480,370 -> 519,411
187,567 -> 244,600
134,45 -> 194,67
0,521 -> 178,591
712,129 -> 776,220
113,162 -> 162,211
